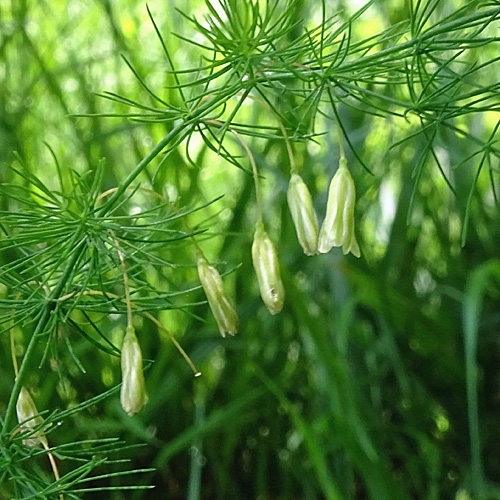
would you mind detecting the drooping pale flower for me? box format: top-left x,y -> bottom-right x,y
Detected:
120,326 -> 148,416
197,257 -> 239,337
318,157 -> 360,257
16,386 -> 48,447
287,174 -> 319,256
252,224 -> 284,315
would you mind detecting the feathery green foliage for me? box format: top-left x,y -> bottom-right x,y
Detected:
1,0 -> 500,498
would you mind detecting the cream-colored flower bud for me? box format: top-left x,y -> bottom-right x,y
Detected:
318,158 -> 360,257
120,326 -> 148,416
197,257 -> 239,337
16,386 -> 48,447
252,225 -> 284,315
287,174 -> 319,256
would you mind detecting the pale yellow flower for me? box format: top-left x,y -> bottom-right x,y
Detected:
252,225 -> 284,315
318,158 -> 360,257
197,257 -> 239,337
287,174 -> 319,256
16,386 -> 48,447
120,326 -> 148,416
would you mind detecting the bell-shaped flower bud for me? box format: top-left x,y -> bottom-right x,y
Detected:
252,224 -> 284,315
197,257 -> 239,337
318,158 -> 360,257
16,386 -> 48,447
287,174 -> 319,256
120,326 -> 148,416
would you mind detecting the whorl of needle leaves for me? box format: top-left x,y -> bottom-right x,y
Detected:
0,162 -> 212,497
76,0 -> 500,198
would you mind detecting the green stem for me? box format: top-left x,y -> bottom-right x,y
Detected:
2,239 -> 85,435
98,121 -> 186,216
254,7 -> 500,83
98,88 -> 240,216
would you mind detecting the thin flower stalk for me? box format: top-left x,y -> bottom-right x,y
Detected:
228,125 -> 284,314
112,232 -> 149,415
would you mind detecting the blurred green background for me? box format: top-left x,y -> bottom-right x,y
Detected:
1,0 -> 500,499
